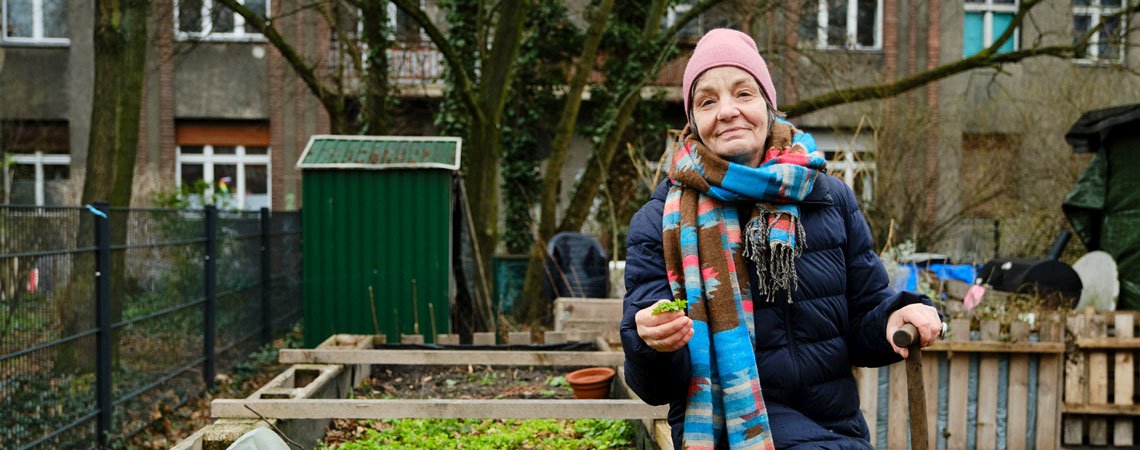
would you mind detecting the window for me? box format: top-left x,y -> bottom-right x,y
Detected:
3,152 -> 70,206
2,0 -> 69,44
176,122 -> 271,210
662,1 -> 736,41
386,1 -> 425,41
812,130 -> 875,203
1073,0 -> 1126,63
799,0 -> 882,50
175,0 -> 269,41
1,121 -> 71,205
963,0 -> 1018,57
177,145 -> 271,210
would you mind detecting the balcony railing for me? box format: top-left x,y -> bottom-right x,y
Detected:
329,40 -> 693,91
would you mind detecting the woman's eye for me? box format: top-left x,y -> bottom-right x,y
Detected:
699,99 -> 716,108
737,91 -> 753,98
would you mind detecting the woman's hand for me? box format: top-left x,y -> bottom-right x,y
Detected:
635,299 -> 695,352
886,303 -> 943,358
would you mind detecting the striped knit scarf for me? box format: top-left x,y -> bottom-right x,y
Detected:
663,120 -> 825,450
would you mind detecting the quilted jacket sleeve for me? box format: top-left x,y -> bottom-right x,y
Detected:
839,180 -> 931,368
620,202 -> 692,406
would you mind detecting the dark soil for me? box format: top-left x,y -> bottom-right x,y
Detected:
355,365 -> 579,400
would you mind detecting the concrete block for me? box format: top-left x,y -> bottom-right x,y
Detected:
472,332 -> 495,345
507,331 -> 531,345
544,331 -> 568,344
401,334 -> 425,344
566,330 -> 600,343
436,334 -> 460,345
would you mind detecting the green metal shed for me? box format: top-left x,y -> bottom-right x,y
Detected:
297,135 -> 461,347
1063,104 -> 1140,310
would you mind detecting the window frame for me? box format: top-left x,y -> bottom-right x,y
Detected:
174,0 -> 271,42
963,0 -> 1020,57
1073,0 -> 1127,65
1,0 -> 70,46
806,0 -> 883,51
3,151 -> 71,206
386,0 -> 427,42
812,131 -> 876,204
176,144 -> 272,210
663,3 -> 701,39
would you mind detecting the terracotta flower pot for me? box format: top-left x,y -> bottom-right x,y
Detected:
566,367 -> 616,399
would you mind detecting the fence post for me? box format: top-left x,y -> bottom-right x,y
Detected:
260,207 -> 272,346
93,201 -> 112,449
204,205 -> 217,389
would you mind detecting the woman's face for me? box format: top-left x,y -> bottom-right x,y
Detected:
691,67 -> 770,167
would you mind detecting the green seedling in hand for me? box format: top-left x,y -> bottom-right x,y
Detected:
653,299 -> 688,314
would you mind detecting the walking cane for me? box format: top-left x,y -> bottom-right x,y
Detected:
893,323 -> 929,450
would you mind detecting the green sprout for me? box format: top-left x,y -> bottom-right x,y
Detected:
652,299 -> 688,314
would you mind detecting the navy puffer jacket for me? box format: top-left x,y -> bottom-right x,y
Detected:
621,175 -> 930,449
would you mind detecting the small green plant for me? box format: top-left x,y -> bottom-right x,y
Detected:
316,418 -> 635,449
546,375 -> 568,388
652,299 -> 688,314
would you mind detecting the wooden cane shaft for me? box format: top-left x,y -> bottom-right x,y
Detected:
906,345 -> 929,450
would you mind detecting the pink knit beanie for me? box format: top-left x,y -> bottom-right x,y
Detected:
682,28 -> 777,114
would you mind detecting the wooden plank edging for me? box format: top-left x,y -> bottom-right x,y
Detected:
279,349 -> 626,366
211,399 -> 669,420
922,341 -> 1064,353
1063,404 -> 1140,417
1074,337 -> 1140,349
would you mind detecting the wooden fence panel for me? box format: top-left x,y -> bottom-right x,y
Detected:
947,318 -> 971,449
923,351 -> 940,447
1063,311 -> 1140,448
1064,315 -> 1089,446
856,366 -> 878,444
863,316 -> 1064,450
1007,320 -> 1030,450
977,320 -> 1000,450
1036,318 -> 1063,450
1114,314 -> 1134,447
888,362 -> 907,449
1089,315 -> 1109,445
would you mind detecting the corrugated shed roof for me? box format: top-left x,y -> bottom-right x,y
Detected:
296,135 -> 462,170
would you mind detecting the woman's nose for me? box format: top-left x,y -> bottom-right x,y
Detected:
716,99 -> 740,120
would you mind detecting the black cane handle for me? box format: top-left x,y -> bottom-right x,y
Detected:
893,323 -> 920,348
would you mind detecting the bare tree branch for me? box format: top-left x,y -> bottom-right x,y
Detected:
783,1 -> 1140,117
389,0 -> 486,124
216,0 -> 342,124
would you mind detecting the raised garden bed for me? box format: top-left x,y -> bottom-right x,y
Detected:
356,364 -> 578,400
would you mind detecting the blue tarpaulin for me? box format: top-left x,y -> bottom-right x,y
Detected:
900,263 -> 979,292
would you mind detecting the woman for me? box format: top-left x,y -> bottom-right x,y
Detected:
620,29 -> 943,450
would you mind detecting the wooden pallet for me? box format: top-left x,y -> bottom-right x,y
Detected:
854,316 -> 1064,449
1063,311 -> 1139,447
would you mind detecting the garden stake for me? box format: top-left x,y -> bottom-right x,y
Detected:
368,285 -> 380,336
393,307 -> 399,338
893,323 -> 929,450
428,302 -> 437,341
412,279 -> 420,335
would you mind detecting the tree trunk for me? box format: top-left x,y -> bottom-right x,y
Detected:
514,0 -> 613,325
461,0 -> 528,312
56,0 -> 150,373
463,120 -> 500,316
558,92 -> 640,233
360,0 -> 390,134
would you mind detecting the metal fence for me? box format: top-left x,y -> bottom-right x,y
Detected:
0,204 -> 302,449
